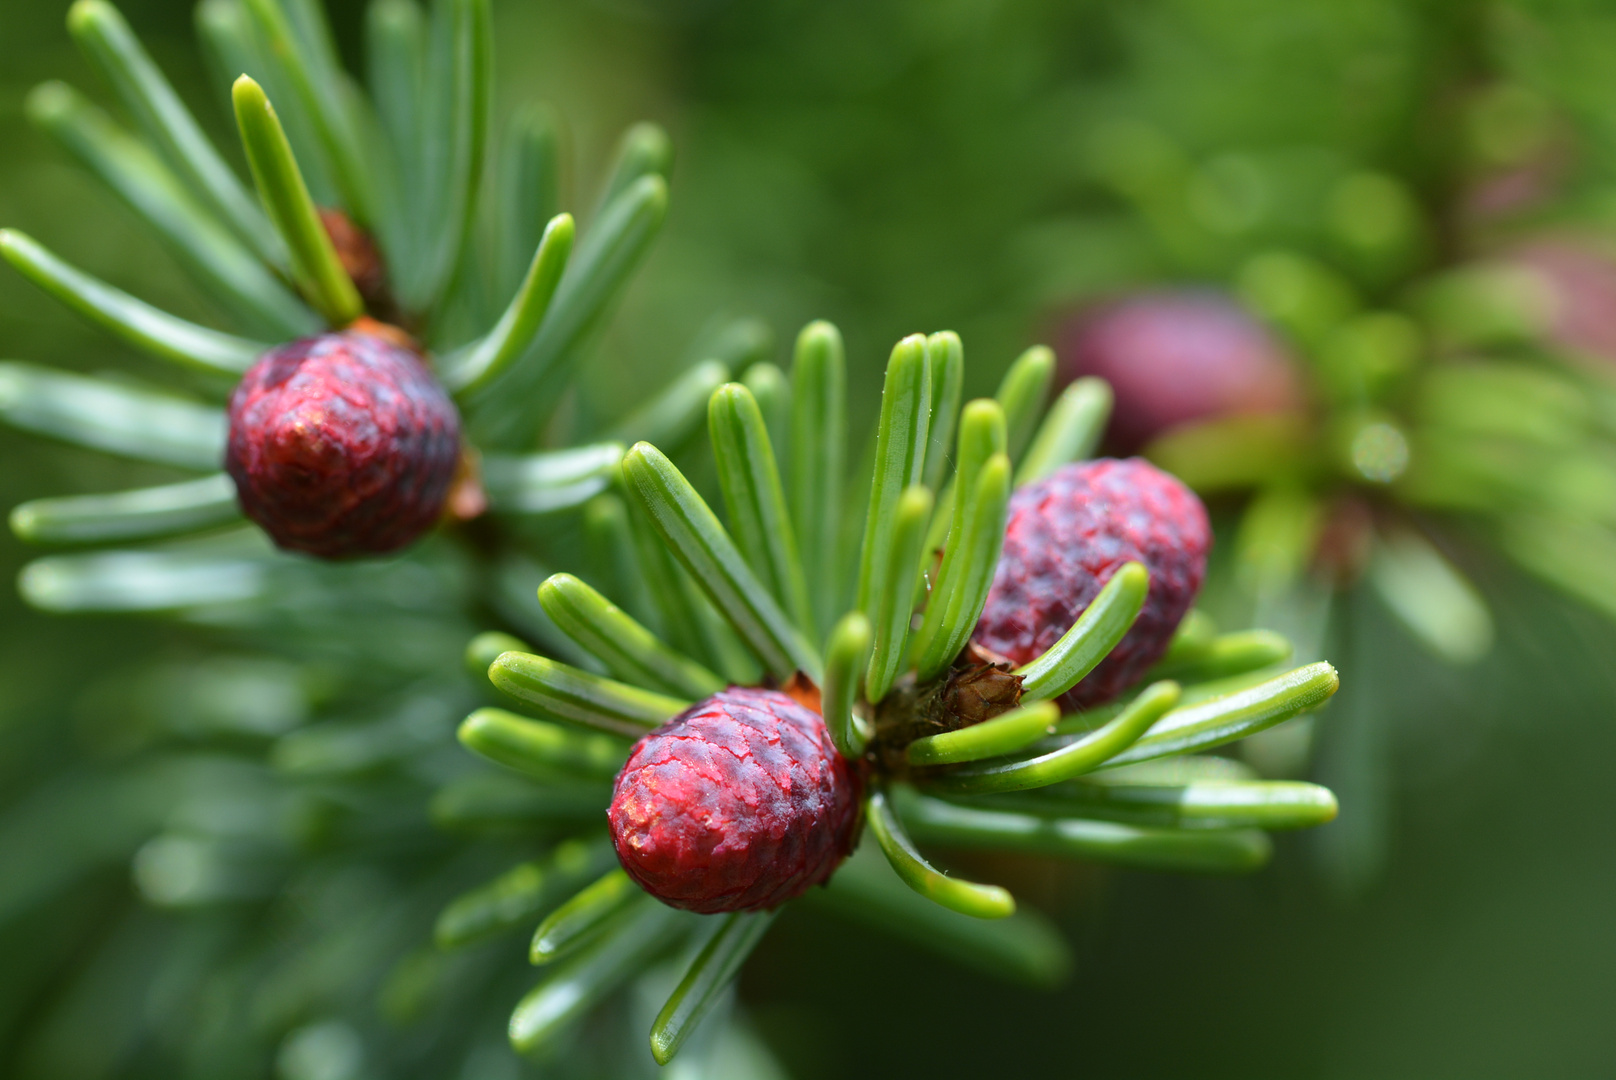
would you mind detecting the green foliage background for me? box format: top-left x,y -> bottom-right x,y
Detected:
4,0 -> 1616,1075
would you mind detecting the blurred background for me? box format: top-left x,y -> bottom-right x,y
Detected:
5,0 -> 1616,1076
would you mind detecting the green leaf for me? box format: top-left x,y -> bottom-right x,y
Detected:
922,682 -> 1181,795
495,103 -> 563,304
280,0 -> 346,94
1240,251 -> 1359,347
1095,754 -> 1257,784
240,0 -> 375,223
916,492 -> 951,610
1367,525 -> 1493,664
366,0 -> 425,210
911,455 -> 1008,682
458,706 -> 628,783
530,868 -> 643,964
1148,629 -> 1292,683
1498,514 -> 1616,622
741,362 -> 790,467
1161,664 -> 1310,713
0,230 -> 263,376
905,701 -> 1059,767
650,910 -> 776,1065
198,4 -> 332,203
538,573 -> 724,699
469,175 -> 668,447
487,650 -> 688,738
67,0 -> 283,264
1155,608 -> 1218,667
915,399 -> 1007,608
1102,662 -> 1340,768
509,899 -> 685,1056
1413,360 -> 1586,446
480,441 -> 623,515
697,316 -> 775,374
789,320 -> 846,637
435,837 -> 616,949
1147,414 -> 1313,494
856,336 -> 933,619
1233,484 -> 1323,595
625,490 -> 712,656
0,362 -> 225,468
865,484 -> 933,702
821,611 -> 874,759
995,345 -> 1055,464
270,697 -> 457,777
1050,700 -> 1124,736
622,443 -> 821,681
922,331 -> 965,491
911,453 -> 1011,682
593,121 -> 673,217
895,789 -> 1273,874
492,560 -> 616,674
19,550 -> 269,613
679,570 -> 766,687
26,80 -> 316,338
803,842 -> 1069,987
429,773 -> 609,830
866,787 -> 1015,919
439,214 -> 575,394
465,630 -> 530,676
582,494 -> 660,631
1014,377 -> 1113,487
605,360 -> 730,449
1015,562 -> 1148,701
10,473 -> 241,545
353,32 -> 407,269
195,0 -> 255,106
232,75 -> 363,325
397,0 -> 490,305
983,779 -> 1339,831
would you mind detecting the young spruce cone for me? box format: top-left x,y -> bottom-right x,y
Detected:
226,329 -> 462,558
973,458 -> 1211,708
609,687 -> 863,914
1058,290 -> 1303,449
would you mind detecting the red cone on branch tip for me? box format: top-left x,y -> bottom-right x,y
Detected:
973,458 -> 1210,709
609,687 -> 863,914
225,329 -> 462,559
1057,290 -> 1304,450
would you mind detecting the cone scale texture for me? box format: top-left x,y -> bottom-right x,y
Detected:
609,687 -> 863,914
974,459 -> 1211,708
226,330 -> 461,558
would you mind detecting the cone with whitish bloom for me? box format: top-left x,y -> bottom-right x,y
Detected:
454,322 -> 1344,1066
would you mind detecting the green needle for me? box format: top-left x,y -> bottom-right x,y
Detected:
867,787 -> 1015,919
